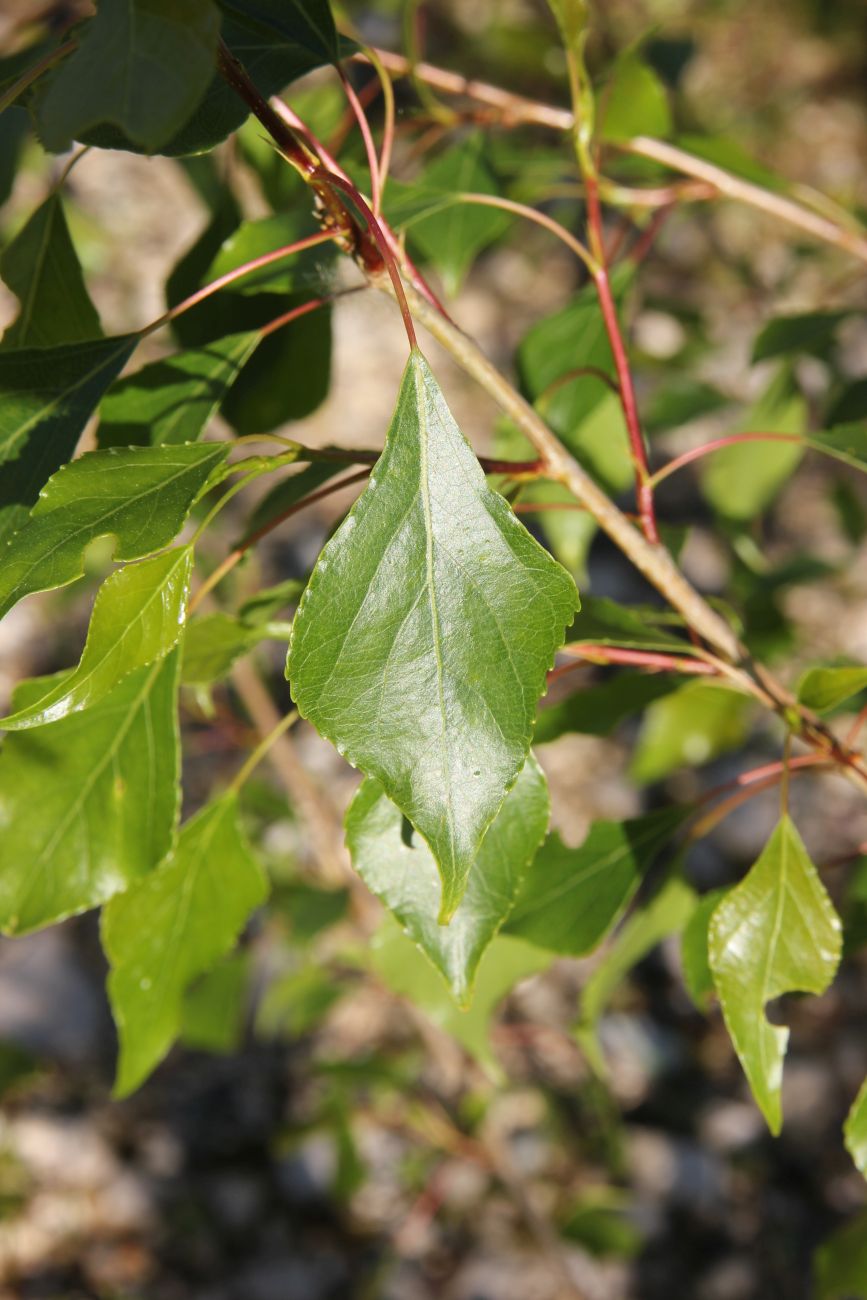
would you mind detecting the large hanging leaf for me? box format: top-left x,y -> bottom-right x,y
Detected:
346,754 -> 550,1006
0,334 -> 139,546
0,193 -> 102,348
34,0 -> 221,153
797,664 -> 867,714
504,807 -> 686,955
97,334 -> 259,448
575,874 -> 697,1076
0,442 -> 227,617
102,791 -> 268,1096
708,816 -> 842,1134
0,653 -> 181,935
287,350 -> 578,921
844,1079 -> 867,1181
1,548 -> 193,729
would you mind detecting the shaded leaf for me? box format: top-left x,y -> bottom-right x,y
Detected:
103,791 -> 268,1096
535,672 -> 677,744
752,311 -> 848,363
181,954 -> 249,1054
0,107 -> 28,208
571,595 -> 689,652
505,806 -> 686,956
0,193 -> 102,348
576,874 -> 697,1075
708,816 -> 842,1133
371,920 -> 551,1076
797,664 -> 867,714
2,547 -> 193,729
182,611 -> 276,685
810,424 -> 867,475
815,1211 -> 867,1300
205,212 -> 335,296
680,887 -> 727,1010
0,654 -> 181,935
346,754 -> 550,1006
221,303 -> 332,434
602,50 -> 672,142
0,442 -> 227,618
643,377 -> 730,434
239,577 -> 305,625
701,374 -> 806,521
631,681 -> 752,784
35,0 -> 221,152
844,1078 -> 867,1181
287,350 -> 578,921
0,334 -> 138,545
237,461 -> 344,546
97,334 -> 259,448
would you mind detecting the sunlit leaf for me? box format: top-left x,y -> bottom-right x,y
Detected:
2,547 -> 192,729
0,654 -> 181,935
346,754 -> 550,1006
708,816 -> 842,1133
0,193 -> 102,348
844,1078 -> 867,1181
602,50 -> 672,142
797,664 -> 867,714
103,791 -> 268,1096
0,442 -> 227,617
288,350 -> 578,920
182,611 -> 277,685
701,373 -> 806,521
631,681 -> 752,784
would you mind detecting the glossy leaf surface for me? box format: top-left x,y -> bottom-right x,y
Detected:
0,654 -> 180,935
288,350 -> 578,920
0,442 -> 227,617
504,807 -> 686,955
0,334 -> 138,545
1,547 -> 193,729
0,193 -> 102,348
103,791 -> 268,1096
709,816 -> 842,1133
97,334 -> 258,448
346,754 -> 550,1005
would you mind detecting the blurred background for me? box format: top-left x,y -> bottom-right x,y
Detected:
1,1 -> 867,1297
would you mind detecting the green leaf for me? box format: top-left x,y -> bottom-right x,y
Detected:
97,334 -> 259,448
371,921 -> 551,1076
221,304 -> 332,433
631,681 -> 752,784
103,791 -> 268,1096
71,0 -> 340,157
752,311 -> 848,363
708,816 -> 842,1134
643,377 -> 730,434
844,1079 -> 867,1181
181,954 -> 248,1054
576,874 -> 697,1076
0,442 -> 227,618
2,548 -> 192,729
239,576 -> 305,625
205,213 -> 335,296
797,664 -> 867,714
346,754 -> 550,1006
181,611 -> 274,685
505,807 -> 686,956
0,654 -> 181,935
35,0 -> 221,153
0,193 -> 102,348
602,51 -> 672,143
701,374 -> 806,521
287,350 -> 578,921
0,107 -> 29,208
680,888 -> 727,1010
815,1211 -> 867,1300
571,595 -> 690,652
0,334 -> 138,545
237,461 -> 345,544
535,672 -> 677,744
389,134 -> 511,296
809,424 -> 867,475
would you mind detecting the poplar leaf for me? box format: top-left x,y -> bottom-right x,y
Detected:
0,334 -> 138,545
103,792 -> 268,1096
346,754 -> 550,1006
844,1078 -> 867,1181
97,334 -> 258,448
797,664 -> 867,714
1,548 -> 193,729
181,611 -> 274,685
287,351 -> 578,921
504,807 -> 686,955
0,193 -> 102,348
709,816 -> 843,1134
0,653 -> 181,935
0,442 -> 227,617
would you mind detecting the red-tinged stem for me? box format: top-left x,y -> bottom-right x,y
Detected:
847,703 -> 867,746
455,192 -> 596,274
629,205 -> 675,266
189,467 -> 371,613
649,432 -> 804,488
143,230 -> 337,335
258,296 -> 328,337
699,752 -> 830,806
559,644 -> 719,675
585,175 -> 659,545
513,500 -> 590,514
338,67 -> 382,214
536,365 -> 620,404
312,167 -> 417,351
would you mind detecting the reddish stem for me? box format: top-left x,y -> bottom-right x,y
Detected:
558,644 -> 718,674
338,67 -> 382,213
259,296 -> 329,337
650,432 -> 804,487
585,175 -> 660,545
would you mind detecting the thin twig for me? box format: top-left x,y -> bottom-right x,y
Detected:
649,432 -> 804,488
